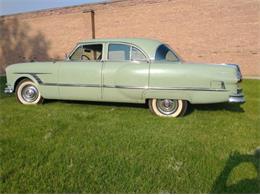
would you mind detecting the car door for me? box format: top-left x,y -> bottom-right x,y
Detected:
102,43 -> 150,103
58,43 -> 103,101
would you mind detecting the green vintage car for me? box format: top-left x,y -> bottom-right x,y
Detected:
4,38 -> 244,117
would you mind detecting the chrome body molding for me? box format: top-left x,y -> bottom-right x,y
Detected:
14,72 -> 51,75
41,83 -> 228,92
14,72 -> 52,84
8,81 -> 227,93
41,83 -> 101,88
103,84 -> 148,90
148,86 -> 228,92
228,95 -> 245,103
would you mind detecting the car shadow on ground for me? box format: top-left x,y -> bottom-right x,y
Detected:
44,99 -> 245,114
211,149 -> 260,193
44,99 -> 149,109
42,100 -> 246,119
186,102 -> 244,115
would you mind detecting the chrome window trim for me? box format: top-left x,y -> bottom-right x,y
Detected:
107,43 -> 131,61
154,44 -> 181,62
130,46 -> 148,62
107,42 -> 150,62
68,42 -> 105,62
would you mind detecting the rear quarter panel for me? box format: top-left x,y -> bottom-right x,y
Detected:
145,62 -> 237,103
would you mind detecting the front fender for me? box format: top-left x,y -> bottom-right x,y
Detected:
7,73 -> 41,92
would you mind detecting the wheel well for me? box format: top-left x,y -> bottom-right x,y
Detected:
14,77 -> 32,92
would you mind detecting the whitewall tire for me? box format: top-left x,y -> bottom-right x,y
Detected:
148,99 -> 188,117
16,79 -> 44,105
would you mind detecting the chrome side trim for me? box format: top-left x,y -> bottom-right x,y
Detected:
40,83 -> 228,92
103,84 -> 148,90
14,72 -> 51,84
149,86 -> 228,92
14,72 -> 51,75
13,72 -> 229,92
12,72 -> 229,92
42,83 -> 101,88
229,96 -> 245,103
31,74 -> 43,84
104,85 -> 227,91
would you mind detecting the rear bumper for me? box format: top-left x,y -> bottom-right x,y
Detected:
228,95 -> 245,103
4,85 -> 14,94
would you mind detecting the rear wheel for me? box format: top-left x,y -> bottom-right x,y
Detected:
148,99 -> 188,117
16,79 -> 44,105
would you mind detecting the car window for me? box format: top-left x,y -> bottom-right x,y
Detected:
70,44 -> 103,61
131,46 -> 146,61
108,44 -> 130,61
155,44 -> 179,62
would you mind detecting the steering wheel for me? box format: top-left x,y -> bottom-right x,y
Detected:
81,55 -> 90,60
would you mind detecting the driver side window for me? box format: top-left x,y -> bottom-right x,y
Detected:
70,44 -> 103,61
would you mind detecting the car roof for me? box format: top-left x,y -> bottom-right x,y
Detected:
78,38 -> 163,60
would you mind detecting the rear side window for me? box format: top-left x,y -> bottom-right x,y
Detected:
108,44 -> 147,61
70,44 -> 103,61
108,44 -> 130,61
155,44 -> 179,62
131,47 -> 146,61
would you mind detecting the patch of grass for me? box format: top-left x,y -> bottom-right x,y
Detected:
0,76 -> 259,193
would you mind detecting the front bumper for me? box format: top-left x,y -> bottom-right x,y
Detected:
228,95 -> 245,104
4,86 -> 14,94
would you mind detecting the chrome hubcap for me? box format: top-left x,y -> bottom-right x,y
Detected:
21,85 -> 39,102
156,99 -> 178,115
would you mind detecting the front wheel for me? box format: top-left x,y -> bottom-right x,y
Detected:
148,99 -> 188,117
16,79 -> 44,105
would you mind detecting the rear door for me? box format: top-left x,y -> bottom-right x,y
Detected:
102,43 -> 150,103
58,43 -> 103,101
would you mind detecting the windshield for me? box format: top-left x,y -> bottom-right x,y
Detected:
155,44 -> 181,62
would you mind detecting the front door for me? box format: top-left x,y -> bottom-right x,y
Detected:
58,43 -> 103,101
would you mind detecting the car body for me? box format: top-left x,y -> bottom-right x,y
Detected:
4,38 -> 245,117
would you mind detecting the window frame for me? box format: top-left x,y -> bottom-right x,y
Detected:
107,42 -> 149,62
68,43 -> 105,62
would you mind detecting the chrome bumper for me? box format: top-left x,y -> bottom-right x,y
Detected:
4,86 -> 14,94
229,95 -> 245,103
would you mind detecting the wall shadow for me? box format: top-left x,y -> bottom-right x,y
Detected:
211,149 -> 260,193
0,17 -> 50,73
